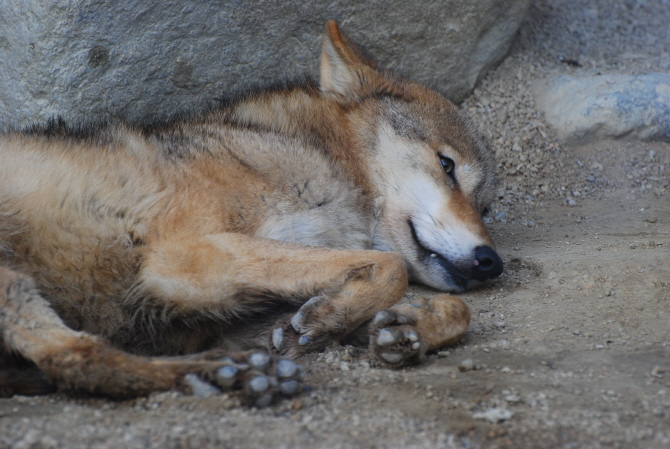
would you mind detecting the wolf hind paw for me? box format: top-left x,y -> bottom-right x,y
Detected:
369,309 -> 427,367
182,351 -> 305,407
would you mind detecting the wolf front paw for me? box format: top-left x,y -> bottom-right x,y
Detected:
269,295 -> 341,358
369,309 -> 427,367
182,351 -> 305,407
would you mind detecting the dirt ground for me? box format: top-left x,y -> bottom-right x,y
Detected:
1,1 -> 669,448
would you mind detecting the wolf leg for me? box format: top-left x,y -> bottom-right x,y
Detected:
269,249 -> 409,358
137,233 -> 408,358
369,294 -> 470,366
0,351 -> 56,397
0,267 -> 303,403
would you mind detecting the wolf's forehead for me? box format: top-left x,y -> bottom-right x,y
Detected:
386,105 -> 428,142
382,100 -> 480,162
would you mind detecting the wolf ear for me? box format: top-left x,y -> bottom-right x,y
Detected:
320,21 -> 380,102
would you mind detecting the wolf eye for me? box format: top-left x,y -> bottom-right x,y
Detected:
439,155 -> 455,176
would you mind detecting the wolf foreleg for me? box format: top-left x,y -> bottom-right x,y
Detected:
369,294 -> 471,366
269,250 -> 409,358
136,233 -> 408,357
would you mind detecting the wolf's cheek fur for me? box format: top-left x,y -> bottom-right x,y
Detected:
370,123 -> 495,291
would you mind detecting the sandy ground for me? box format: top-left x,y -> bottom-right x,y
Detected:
1,1 -> 669,448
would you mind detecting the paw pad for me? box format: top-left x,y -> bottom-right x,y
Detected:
376,328 -> 403,346
182,351 -> 304,406
184,373 -> 219,398
378,352 -> 405,364
370,309 -> 425,367
277,359 -> 299,378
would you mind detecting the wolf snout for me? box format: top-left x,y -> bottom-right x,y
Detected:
472,246 -> 503,281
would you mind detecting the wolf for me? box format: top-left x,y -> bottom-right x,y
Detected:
0,21 -> 502,404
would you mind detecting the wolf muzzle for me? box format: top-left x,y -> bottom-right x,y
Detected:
471,246 -> 503,282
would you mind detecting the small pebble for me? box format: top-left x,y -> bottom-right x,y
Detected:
459,359 -> 475,372
472,407 -> 513,423
504,393 -> 520,403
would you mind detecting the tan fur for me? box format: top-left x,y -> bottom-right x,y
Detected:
0,21 -> 501,398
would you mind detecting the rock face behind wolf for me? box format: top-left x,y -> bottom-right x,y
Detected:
0,21 -> 501,403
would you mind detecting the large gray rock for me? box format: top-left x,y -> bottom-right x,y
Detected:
533,73 -> 670,143
0,0 -> 530,129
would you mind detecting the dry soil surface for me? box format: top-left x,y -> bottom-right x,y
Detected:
1,1 -> 669,448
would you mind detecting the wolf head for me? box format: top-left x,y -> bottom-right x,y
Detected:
320,21 -> 503,292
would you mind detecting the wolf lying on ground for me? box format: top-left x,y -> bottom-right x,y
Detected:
0,21 -> 502,404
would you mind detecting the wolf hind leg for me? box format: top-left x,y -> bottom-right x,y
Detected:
0,351 -> 56,397
369,294 -> 470,366
0,267 -> 303,404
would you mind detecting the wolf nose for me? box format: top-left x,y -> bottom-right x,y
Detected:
473,246 -> 503,280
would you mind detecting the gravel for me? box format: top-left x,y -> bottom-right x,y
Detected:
1,1 -> 669,448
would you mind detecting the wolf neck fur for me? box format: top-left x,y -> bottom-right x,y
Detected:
222,82 -> 379,209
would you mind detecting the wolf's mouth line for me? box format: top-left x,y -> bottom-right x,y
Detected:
407,219 -> 468,284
